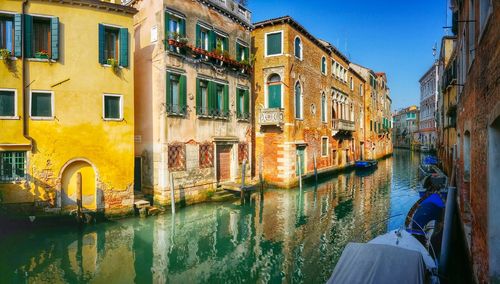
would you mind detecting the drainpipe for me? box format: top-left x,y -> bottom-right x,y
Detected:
22,0 -> 34,152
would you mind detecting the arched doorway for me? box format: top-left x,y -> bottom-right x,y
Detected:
61,160 -> 96,212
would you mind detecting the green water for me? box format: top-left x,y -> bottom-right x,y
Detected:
0,149 -> 422,283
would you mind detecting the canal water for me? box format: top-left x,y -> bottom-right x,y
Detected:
0,149 -> 422,283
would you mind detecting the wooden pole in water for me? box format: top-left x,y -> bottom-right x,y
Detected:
76,172 -> 82,223
313,152 -> 318,185
169,173 -> 175,215
241,159 -> 246,204
298,154 -> 302,190
259,156 -> 263,193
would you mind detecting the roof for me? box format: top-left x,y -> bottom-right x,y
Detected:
43,0 -> 137,14
253,16 -> 332,55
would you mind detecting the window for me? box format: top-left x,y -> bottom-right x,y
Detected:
216,84 -> 225,116
236,88 -> 249,120
165,11 -> 185,54
0,151 -> 26,182
267,74 -> 282,108
350,77 -> 354,90
99,24 -> 128,67
199,143 -> 213,168
168,143 -> 185,171
236,42 -> 249,62
464,131 -> 471,181
30,91 -> 53,118
0,90 -> 16,118
103,95 -> 123,120
321,93 -> 327,123
23,15 -> 59,60
359,84 -> 364,96
199,27 -> 209,50
197,79 -> 209,116
335,63 -> 340,77
294,81 -> 302,119
215,33 -> 228,53
0,14 -> 14,54
321,137 -> 328,157
166,72 -> 187,115
265,31 -> 282,56
321,56 -> 327,75
294,36 -> 302,59
468,0 -> 475,65
33,17 -> 50,57
479,0 -> 492,35
196,79 -> 228,118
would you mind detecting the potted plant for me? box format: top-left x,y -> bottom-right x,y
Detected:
107,58 -> 120,73
35,50 -> 49,59
0,49 -> 12,62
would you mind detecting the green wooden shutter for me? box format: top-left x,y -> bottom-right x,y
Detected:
244,46 -> 249,62
223,36 -> 229,53
195,24 -> 201,48
196,78 -> 201,115
179,19 -> 186,55
208,81 -> 215,115
236,88 -> 241,117
24,15 -> 33,58
119,28 -> 129,67
268,84 -> 281,108
236,43 -> 241,61
14,14 -> 22,57
165,12 -> 170,50
266,32 -> 281,55
166,72 -> 171,107
179,75 -> 186,114
0,91 -> 15,117
223,84 -> 229,117
98,24 -> 105,64
208,30 -> 215,51
244,89 -> 249,117
50,17 -> 59,60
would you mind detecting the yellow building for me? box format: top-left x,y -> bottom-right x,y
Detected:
0,0 -> 136,217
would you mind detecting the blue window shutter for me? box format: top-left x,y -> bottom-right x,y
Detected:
98,24 -> 105,64
14,14 -> 22,57
50,17 -> 59,60
24,15 -> 33,58
119,28 -> 129,67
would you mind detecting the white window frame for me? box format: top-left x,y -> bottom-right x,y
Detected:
0,88 -> 18,120
30,90 -> 54,120
294,80 -> 303,120
321,56 -> 327,75
102,94 -> 124,121
294,35 -> 303,60
264,30 -> 283,57
321,136 -> 329,157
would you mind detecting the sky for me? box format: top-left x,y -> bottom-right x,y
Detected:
248,0 -> 451,110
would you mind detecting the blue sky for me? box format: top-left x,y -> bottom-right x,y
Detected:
248,0 -> 451,110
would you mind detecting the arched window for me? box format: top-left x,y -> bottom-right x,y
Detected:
294,36 -> 302,59
321,56 -> 327,74
294,81 -> 302,119
321,93 -> 327,122
267,74 -> 282,108
464,130 -> 471,181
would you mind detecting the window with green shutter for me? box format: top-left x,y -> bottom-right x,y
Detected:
166,72 -> 187,116
196,79 -> 210,116
104,95 -> 122,120
31,92 -> 52,118
0,15 -> 14,54
0,90 -> 15,117
267,74 -> 282,108
266,32 -> 282,56
99,25 -> 128,66
166,11 -> 186,54
236,88 -> 249,120
0,151 -> 27,182
236,42 -> 249,62
25,16 -> 58,60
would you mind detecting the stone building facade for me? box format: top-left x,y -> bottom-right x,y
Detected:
0,0 -> 136,217
252,16 -> 376,188
393,106 -> 420,149
131,0 -> 253,205
450,0 -> 499,282
418,64 -> 439,150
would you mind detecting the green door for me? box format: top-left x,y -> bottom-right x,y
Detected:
268,84 -> 281,108
296,147 -> 306,176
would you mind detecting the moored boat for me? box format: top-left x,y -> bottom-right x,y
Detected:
354,159 -> 378,169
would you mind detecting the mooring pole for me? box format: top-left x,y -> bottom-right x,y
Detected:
259,155 -> 264,193
240,159 -> 246,204
439,186 -> 456,276
313,152 -> 318,185
169,173 -> 175,215
76,172 -> 82,223
298,154 -> 302,190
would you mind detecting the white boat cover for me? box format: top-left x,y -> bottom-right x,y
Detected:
369,229 -> 437,269
327,242 -> 426,284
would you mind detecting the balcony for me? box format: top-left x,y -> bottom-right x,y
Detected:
332,119 -> 355,132
259,108 -> 284,127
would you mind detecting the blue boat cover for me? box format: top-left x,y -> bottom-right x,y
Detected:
409,194 -> 445,233
423,156 -> 438,165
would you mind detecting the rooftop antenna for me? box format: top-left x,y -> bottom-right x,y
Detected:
432,43 -> 437,61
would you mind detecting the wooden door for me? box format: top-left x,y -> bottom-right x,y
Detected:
217,145 -> 231,182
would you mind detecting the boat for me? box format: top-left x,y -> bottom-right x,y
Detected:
405,193 -> 446,257
354,159 -> 378,169
327,229 -> 439,284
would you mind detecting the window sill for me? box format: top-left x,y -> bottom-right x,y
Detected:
30,116 -> 54,121
27,58 -> 56,63
0,116 -> 20,120
167,113 -> 186,117
103,118 -> 124,122
102,64 -> 124,69
0,57 -> 17,61
0,179 -> 26,184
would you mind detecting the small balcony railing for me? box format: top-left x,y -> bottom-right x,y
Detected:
259,108 -> 284,126
332,119 -> 355,132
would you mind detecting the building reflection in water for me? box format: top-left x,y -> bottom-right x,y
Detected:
0,150 -> 421,283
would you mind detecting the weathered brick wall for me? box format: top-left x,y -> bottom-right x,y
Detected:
456,2 -> 500,282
